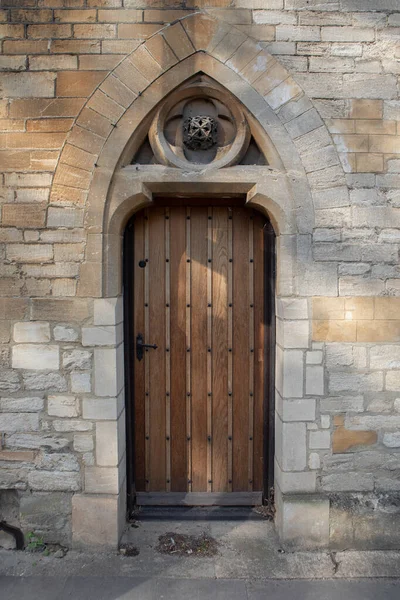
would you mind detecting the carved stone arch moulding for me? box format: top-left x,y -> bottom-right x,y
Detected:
47,12 -> 348,297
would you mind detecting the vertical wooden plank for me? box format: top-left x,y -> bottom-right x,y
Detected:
212,207 -> 229,492
144,210 -> 150,492
148,206 -> 166,491
186,207 -> 192,493
190,207 -> 208,492
165,208 -> 171,492
253,212 -> 265,491
170,206 -> 187,492
232,207 -> 250,492
133,213 -> 145,492
248,215 -> 254,492
207,207 -> 212,492
227,209 -> 233,493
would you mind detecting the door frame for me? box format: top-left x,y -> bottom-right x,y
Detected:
123,197 -> 276,514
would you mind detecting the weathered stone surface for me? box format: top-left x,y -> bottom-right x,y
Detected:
48,395 -> 79,418
62,349 -> 91,370
20,492 -> 72,546
0,369 -> 20,392
12,344 -> 59,371
53,325 -> 79,342
23,372 -> 67,392
6,433 -> 70,451
333,423 -> 377,453
0,413 -> 39,433
35,452 -> 79,472
383,432 -> 400,448
13,322 -> 50,343
0,396 -> 44,412
321,473 -> 374,492
28,470 -> 81,491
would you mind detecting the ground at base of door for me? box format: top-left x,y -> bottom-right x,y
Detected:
1,516 -> 400,581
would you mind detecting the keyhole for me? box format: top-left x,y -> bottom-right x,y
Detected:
138,260 -> 146,268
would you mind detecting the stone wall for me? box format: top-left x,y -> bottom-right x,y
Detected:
1,0 -> 400,550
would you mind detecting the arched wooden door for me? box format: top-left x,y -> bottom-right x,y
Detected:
124,198 -> 275,506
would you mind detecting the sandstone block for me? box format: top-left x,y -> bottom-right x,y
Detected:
96,421 -> 118,467
2,204 -> 46,228
48,395 -> 79,418
85,466 -> 119,494
13,322 -> 50,344
56,71 -> 105,98
73,24 -> 116,39
93,297 -> 123,326
54,9 -> 97,22
82,397 -> 118,420
47,207 -> 84,228
333,424 -> 377,453
72,494 -> 120,548
12,344 -> 59,371
277,397 -> 316,422
306,366 -> 324,395
329,371 -> 383,393
320,396 -> 364,413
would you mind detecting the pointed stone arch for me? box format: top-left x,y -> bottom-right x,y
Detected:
50,12 -> 347,299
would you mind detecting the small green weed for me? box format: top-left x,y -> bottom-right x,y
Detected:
26,532 -> 47,553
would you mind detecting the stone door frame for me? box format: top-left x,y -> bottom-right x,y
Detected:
65,13 -> 347,548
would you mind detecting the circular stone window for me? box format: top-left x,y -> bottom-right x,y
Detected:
149,80 -> 251,170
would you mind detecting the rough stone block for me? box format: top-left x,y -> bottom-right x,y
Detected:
20,492 -> 72,546
28,470 -> 81,492
0,413 -> 39,433
62,349 -> 91,370
0,396 -> 44,413
321,472 -> 374,492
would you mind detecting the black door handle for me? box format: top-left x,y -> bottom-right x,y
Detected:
136,333 -> 158,361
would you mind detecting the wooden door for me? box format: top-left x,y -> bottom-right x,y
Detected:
126,200 -> 273,506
